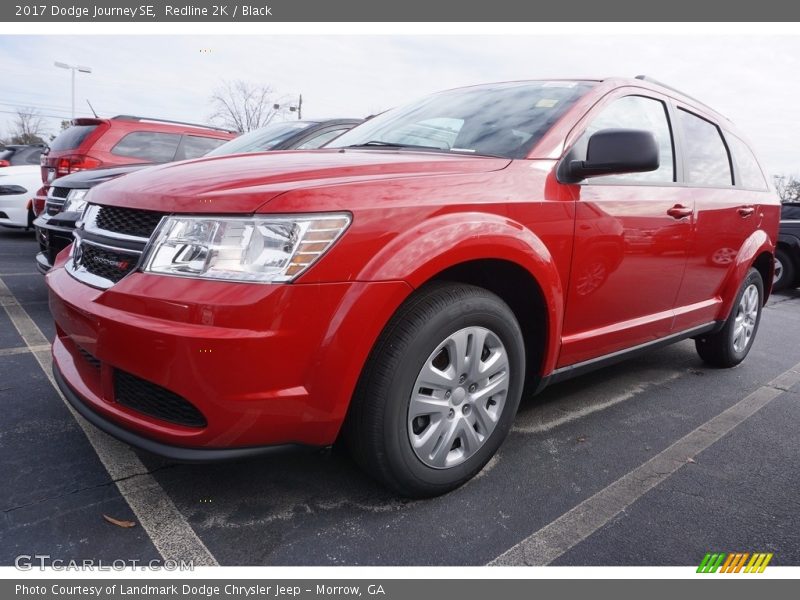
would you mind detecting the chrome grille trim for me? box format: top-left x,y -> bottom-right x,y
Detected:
45,186 -> 70,215
67,204 -> 154,289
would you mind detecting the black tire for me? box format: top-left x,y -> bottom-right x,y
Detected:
344,282 -> 525,497
773,247 -> 796,292
695,268 -> 763,368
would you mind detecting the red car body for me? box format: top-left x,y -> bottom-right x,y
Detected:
47,78 -> 780,467
33,116 -> 236,215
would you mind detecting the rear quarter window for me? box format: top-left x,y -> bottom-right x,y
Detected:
726,134 -> 768,191
111,131 -> 182,162
49,125 -> 98,152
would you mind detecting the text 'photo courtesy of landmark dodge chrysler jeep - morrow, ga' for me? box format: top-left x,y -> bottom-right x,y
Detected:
46,77 -> 780,497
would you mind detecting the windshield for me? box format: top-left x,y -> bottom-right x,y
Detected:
206,121 -> 316,156
330,81 -> 595,159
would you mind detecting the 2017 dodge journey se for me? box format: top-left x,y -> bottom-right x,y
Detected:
47,77 -> 780,497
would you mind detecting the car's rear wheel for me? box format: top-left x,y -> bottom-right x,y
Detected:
344,282 -> 525,497
773,248 -> 795,292
695,268 -> 763,368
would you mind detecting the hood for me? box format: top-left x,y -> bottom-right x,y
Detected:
52,164 -> 155,189
88,149 -> 512,213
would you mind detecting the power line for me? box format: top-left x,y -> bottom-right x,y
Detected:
0,108 -> 70,120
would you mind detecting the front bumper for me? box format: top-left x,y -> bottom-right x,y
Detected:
0,197 -> 29,228
34,213 -> 79,273
47,263 -> 411,453
54,364 -> 308,461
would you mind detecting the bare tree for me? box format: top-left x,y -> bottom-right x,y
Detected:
209,80 -> 288,133
774,175 -> 800,203
8,108 -> 46,144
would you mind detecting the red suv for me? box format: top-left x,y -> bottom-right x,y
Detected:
47,78 -> 780,497
34,116 -> 236,214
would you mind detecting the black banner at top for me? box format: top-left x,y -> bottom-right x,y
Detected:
2,0 -> 800,22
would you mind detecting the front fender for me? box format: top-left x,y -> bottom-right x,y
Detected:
358,212 -> 565,374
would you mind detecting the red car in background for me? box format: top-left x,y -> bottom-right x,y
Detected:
34,116 -> 236,214
47,78 -> 780,497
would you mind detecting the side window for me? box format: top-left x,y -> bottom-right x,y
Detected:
677,109 -> 732,187
726,134 -> 768,191
295,128 -> 350,150
575,95 -> 675,184
176,135 -> 227,160
111,131 -> 182,162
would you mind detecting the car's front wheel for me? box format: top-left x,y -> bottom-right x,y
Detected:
695,268 -> 763,368
345,282 -> 525,497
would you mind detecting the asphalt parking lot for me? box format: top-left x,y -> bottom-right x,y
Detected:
1,226 -> 798,567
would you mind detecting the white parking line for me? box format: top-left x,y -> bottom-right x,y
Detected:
0,276 -> 219,567
490,360 -> 800,566
0,344 -> 50,356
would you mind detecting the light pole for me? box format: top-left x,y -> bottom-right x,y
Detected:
273,94 -> 303,120
54,61 -> 92,120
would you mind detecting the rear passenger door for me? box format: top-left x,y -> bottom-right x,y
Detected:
558,92 -> 695,367
671,108 -> 764,331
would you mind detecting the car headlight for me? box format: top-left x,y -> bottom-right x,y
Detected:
142,213 -> 351,283
62,189 -> 90,213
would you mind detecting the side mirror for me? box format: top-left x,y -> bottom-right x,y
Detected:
561,128 -> 659,183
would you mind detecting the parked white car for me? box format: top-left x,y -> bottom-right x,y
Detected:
0,165 -> 41,228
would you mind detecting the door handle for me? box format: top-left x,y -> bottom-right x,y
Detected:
667,204 -> 692,219
737,206 -> 755,217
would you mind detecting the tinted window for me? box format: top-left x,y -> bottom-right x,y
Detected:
176,135 -> 227,160
726,134 -> 767,191
295,128 -> 350,150
10,147 -> 44,166
329,81 -> 596,159
111,131 -> 182,162
782,204 -> 800,220
207,122 -> 314,156
575,95 -> 675,184
50,125 -> 98,152
677,109 -> 732,187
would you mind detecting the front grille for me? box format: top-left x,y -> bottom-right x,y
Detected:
77,346 -> 101,371
46,187 -> 70,215
95,206 -> 165,239
114,369 -> 207,428
78,243 -> 139,283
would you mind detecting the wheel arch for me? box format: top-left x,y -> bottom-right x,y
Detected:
356,212 -> 565,379
718,229 -> 775,317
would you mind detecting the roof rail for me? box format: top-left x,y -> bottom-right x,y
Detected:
634,75 -> 727,119
112,115 -> 237,134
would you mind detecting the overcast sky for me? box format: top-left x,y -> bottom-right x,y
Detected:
1,34 -> 798,176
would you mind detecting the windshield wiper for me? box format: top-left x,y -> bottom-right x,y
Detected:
344,140 -> 506,159
346,140 -> 448,151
